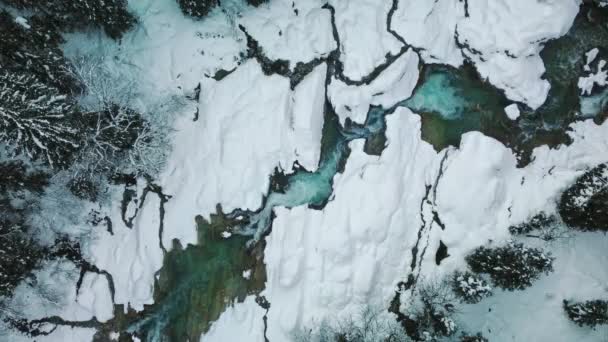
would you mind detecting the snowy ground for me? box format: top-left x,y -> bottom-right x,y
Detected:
6,0 -> 608,341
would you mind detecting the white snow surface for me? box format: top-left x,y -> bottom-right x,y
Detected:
328,0 -> 403,79
238,0 -> 335,64
202,296 -> 266,342
391,0 -> 466,67
87,181 -> 164,311
4,259 -> 113,323
328,48 -> 419,124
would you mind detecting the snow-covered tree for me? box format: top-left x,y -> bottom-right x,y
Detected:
406,279 -> 458,340
246,0 -> 268,7
451,271 -> 492,304
0,11 -> 81,94
559,163 -> 608,231
177,0 -> 218,18
466,241 -> 554,290
70,54 -> 176,179
509,213 -> 570,242
2,0 -> 136,39
0,70 -> 81,167
460,332 -> 489,342
509,213 -> 558,235
563,300 -> 608,328
0,160 -> 49,297
293,305 -> 410,342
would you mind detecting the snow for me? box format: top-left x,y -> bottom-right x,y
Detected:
457,0 -> 580,109
238,0 -> 335,64
76,272 -> 114,322
504,103 -> 521,120
63,0 -> 246,99
204,110 -> 608,341
257,109 -> 440,341
160,60 -> 326,247
14,16 -> 30,29
393,0 -> 580,109
9,0 -> 608,340
328,0 -> 403,79
391,0 -> 465,67
584,48 -> 599,71
203,296 -> 266,342
328,48 -> 419,124
457,233 -> 608,341
87,180 -> 164,311
578,59 -> 607,95
4,259 -> 113,325
242,269 -> 252,280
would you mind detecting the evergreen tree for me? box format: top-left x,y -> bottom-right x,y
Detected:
466,241 -> 554,290
559,163 -> 608,231
563,300 -> 608,328
0,11 -> 81,93
0,70 -> 81,167
246,0 -> 268,7
508,213 -> 558,235
176,0 -> 218,19
0,161 -> 49,297
1,0 -> 136,39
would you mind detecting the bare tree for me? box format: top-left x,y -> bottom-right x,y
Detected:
293,305 -> 410,342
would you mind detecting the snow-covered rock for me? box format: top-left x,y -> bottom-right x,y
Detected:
391,0 -> 465,66
328,0 -> 403,79
239,0 -> 335,64
457,0 -> 580,109
504,103 -> 521,120
328,48 -> 419,124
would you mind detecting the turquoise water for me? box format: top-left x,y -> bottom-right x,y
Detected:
403,71 -> 469,120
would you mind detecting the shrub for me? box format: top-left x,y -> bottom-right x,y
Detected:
563,300 -> 608,328
452,272 -> 492,304
460,332 -> 489,342
466,241 -> 554,290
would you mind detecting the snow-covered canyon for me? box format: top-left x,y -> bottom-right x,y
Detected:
1,0 -> 608,341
